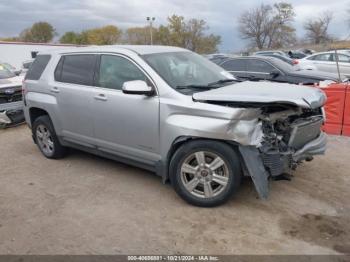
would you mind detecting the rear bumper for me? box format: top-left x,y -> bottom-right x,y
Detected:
292,132 -> 327,162
0,101 -> 24,125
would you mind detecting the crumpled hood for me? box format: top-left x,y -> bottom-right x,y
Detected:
192,81 -> 327,109
0,75 -> 24,89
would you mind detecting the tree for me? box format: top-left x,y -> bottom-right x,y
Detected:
157,25 -> 171,45
158,15 -> 221,53
0,37 -> 20,42
304,12 -> 333,44
20,22 -> 55,43
267,2 -> 296,48
59,31 -> 80,44
124,15 -> 220,53
59,25 -> 122,45
166,15 -> 188,47
238,2 -> 296,50
126,27 -> 157,45
84,25 -> 122,45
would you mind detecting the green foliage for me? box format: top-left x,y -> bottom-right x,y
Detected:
59,31 -> 80,44
20,22 -> 55,43
84,25 -> 122,45
125,15 -> 221,54
0,37 -> 20,42
59,25 -> 122,45
3,16 -> 220,53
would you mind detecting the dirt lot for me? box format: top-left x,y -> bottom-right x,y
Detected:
0,125 -> 349,255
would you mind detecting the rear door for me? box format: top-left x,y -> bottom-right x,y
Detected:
245,59 -> 281,81
53,54 -> 97,146
310,53 -> 334,73
220,59 -> 247,80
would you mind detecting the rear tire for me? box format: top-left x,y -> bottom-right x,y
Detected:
32,115 -> 67,159
170,140 -> 242,207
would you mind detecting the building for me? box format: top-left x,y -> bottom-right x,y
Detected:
0,42 -> 81,69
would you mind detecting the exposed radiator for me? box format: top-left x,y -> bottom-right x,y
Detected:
288,116 -> 323,150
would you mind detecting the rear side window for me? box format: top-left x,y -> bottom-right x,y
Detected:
310,53 -> 331,61
221,59 -> 246,71
56,55 -> 96,86
331,54 -> 350,63
246,59 -> 275,73
25,55 -> 51,80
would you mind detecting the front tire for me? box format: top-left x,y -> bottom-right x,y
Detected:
32,115 -> 67,159
170,140 -> 242,207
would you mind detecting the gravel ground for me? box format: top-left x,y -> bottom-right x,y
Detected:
0,125 -> 349,255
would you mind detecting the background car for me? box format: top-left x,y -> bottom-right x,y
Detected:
0,66 -> 15,79
256,53 -> 299,66
254,50 -> 288,57
0,67 -> 24,127
211,55 -> 344,84
0,62 -> 21,76
21,59 -> 34,74
287,50 -> 307,59
298,51 -> 350,77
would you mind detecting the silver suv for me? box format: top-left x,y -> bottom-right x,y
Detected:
23,45 -> 327,207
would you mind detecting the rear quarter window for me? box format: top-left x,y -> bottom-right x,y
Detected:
25,55 -> 51,80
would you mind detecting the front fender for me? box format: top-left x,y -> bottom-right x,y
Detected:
163,114 -> 263,151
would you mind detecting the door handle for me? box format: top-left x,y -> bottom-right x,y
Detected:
94,94 -> 107,101
50,87 -> 60,93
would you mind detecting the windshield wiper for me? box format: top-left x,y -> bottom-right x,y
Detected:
207,79 -> 237,86
176,79 -> 237,90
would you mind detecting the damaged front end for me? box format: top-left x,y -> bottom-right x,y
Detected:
0,86 -> 24,128
239,105 -> 327,199
192,82 -> 328,199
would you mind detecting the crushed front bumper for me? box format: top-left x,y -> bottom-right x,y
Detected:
293,132 -> 327,162
0,101 -> 24,126
239,132 -> 327,199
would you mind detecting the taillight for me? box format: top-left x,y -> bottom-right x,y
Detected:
22,80 -> 27,96
292,59 -> 299,65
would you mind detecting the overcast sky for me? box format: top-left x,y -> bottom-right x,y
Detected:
0,0 -> 349,51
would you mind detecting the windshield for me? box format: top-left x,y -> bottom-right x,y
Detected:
3,63 -> 15,70
142,51 -> 235,91
0,64 -> 15,79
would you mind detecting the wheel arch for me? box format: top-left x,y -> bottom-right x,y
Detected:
161,136 -> 241,183
29,107 -> 49,126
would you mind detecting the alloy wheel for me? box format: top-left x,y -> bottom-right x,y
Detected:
36,124 -> 54,156
180,151 -> 229,198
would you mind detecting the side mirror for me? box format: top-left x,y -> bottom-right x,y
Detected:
270,69 -> 280,78
122,80 -> 154,96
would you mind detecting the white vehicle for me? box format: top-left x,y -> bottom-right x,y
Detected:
298,51 -> 350,78
0,68 -> 24,126
21,59 -> 34,74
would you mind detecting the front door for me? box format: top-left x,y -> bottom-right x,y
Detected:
92,54 -> 160,164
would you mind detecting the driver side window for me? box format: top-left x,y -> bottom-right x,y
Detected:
97,55 -> 148,90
